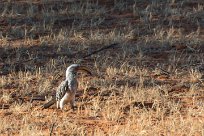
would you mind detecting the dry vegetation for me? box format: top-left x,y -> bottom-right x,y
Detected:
0,0 -> 204,135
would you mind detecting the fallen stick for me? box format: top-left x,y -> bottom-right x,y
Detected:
49,122 -> 56,136
30,95 -> 46,103
81,43 -> 119,59
42,99 -> 56,109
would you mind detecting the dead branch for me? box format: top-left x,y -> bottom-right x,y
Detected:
49,122 -> 56,136
42,99 -> 56,109
30,95 -> 46,103
81,43 -> 119,59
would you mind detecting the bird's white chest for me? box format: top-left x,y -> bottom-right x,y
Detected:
61,92 -> 74,102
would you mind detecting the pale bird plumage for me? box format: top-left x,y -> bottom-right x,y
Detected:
56,64 -> 91,110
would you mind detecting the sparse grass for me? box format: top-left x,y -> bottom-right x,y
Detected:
0,0 -> 204,135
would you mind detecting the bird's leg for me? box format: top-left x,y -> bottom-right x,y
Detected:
59,99 -> 66,110
59,93 -> 69,110
56,101 -> 60,109
70,96 -> 76,111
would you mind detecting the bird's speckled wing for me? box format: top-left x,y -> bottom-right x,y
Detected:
56,80 -> 69,101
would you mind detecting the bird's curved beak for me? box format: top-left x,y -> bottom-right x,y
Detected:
77,66 -> 92,76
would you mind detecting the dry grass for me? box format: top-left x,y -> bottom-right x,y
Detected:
0,0 -> 204,135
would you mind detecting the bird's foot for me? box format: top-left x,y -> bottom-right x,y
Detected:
71,105 -> 77,111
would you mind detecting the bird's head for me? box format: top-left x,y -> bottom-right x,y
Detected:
66,64 -> 92,78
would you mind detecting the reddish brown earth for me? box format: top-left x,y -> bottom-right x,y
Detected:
0,0 -> 204,135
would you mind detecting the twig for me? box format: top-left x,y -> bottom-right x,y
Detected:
42,99 -> 56,109
81,43 -> 119,59
149,64 -> 171,76
155,65 -> 171,76
49,122 -> 56,136
30,95 -> 46,103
